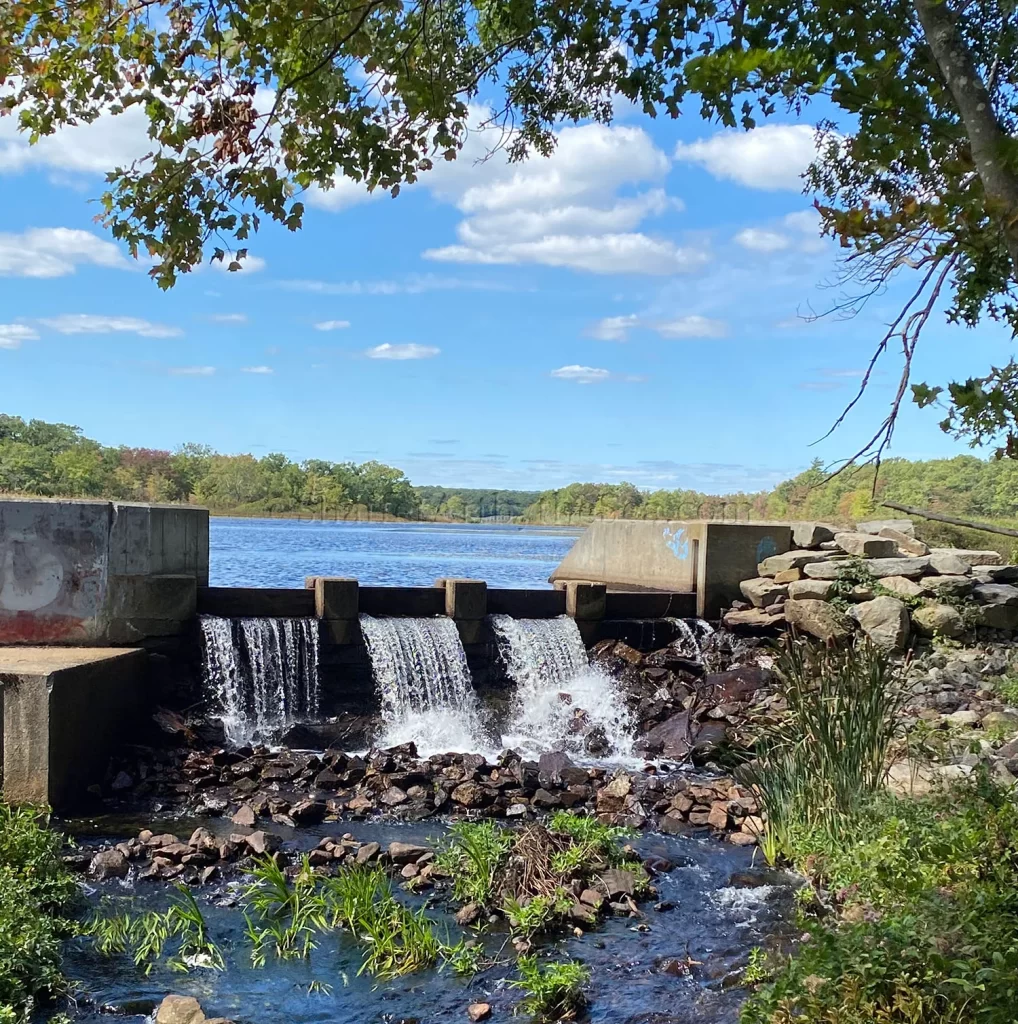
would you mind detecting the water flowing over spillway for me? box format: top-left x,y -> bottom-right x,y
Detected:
199,615 -> 320,745
358,614 -> 489,754
490,614 -> 635,759
666,617 -> 715,659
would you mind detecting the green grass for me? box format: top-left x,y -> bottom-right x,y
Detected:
996,675 -> 1018,706
434,821 -> 512,905
501,890 -> 574,940
0,805 -> 78,1024
511,956 -> 590,1020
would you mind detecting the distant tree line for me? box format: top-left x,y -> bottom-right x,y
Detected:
4,415 -> 1018,528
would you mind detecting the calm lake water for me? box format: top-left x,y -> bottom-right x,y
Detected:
209,518 -> 581,589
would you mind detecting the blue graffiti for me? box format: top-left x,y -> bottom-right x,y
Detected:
662,527 -> 689,560
756,536 -> 779,563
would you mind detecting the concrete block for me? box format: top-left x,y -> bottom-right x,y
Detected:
314,577 -> 359,620
442,580 -> 487,620
107,574 -> 197,621
106,618 -> 187,643
320,619 -> 358,645
565,581 -> 606,620
699,522 -> 793,618
454,619 -> 486,646
487,589 -> 567,617
1,647 -> 147,809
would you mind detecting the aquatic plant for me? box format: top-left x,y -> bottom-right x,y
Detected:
740,639 -> 909,864
435,821 -> 513,905
511,956 -> 589,1020
501,890 -> 574,940
547,812 -> 633,867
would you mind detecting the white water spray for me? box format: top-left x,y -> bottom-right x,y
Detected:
358,614 -> 489,755
665,617 -> 715,660
490,614 -> 634,759
199,615 -> 320,745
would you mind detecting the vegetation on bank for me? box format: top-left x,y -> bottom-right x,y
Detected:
741,639 -> 1018,1024
0,805 -> 77,1024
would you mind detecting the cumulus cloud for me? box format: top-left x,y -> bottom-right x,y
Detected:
365,343 -> 440,360
735,209 -> 826,255
655,315 -> 728,339
209,313 -> 248,324
241,365 -> 274,374
0,324 -> 38,349
169,366 -> 216,376
280,274 -> 514,296
735,228 -> 791,253
0,228 -> 129,278
38,313 -> 182,338
314,320 -> 352,331
588,314 -> 640,341
674,124 -> 818,191
550,364 -> 612,384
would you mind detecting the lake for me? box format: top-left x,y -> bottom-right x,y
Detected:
209,518 -> 581,589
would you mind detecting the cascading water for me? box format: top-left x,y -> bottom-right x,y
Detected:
490,614 -> 635,759
665,617 -> 715,660
199,615 -> 320,746
358,614 -> 489,755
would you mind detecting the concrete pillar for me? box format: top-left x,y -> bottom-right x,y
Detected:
1,647 -> 147,809
564,581 -> 605,645
436,579 -> 487,645
313,577 -> 359,644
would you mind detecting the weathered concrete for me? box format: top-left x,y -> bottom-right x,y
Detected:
1,646 -> 147,808
549,520 -> 792,619
1,498 -> 208,645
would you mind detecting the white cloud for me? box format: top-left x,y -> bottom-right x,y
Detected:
38,313 -> 182,338
588,314 -> 639,341
365,343 -> 440,360
241,365 -> 274,374
735,228 -> 791,253
551,364 -> 612,384
314,320 -> 352,331
279,274 -> 514,296
0,228 -> 129,278
674,124 -> 818,191
0,324 -> 38,349
655,315 -> 728,339
306,176 -> 382,212
210,313 -> 248,324
169,366 -> 216,376
211,252 -> 266,274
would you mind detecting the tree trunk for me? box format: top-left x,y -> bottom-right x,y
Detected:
913,0 -> 1018,274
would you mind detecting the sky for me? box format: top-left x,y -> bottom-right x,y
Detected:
0,91 -> 1011,495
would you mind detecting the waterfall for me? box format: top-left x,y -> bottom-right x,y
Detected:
490,614 -> 634,759
359,614 -> 489,755
199,615 -> 320,746
666,617 -> 715,659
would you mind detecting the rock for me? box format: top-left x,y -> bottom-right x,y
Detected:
927,552 -> 972,576
455,902 -> 482,926
538,750 -> 576,787
866,557 -> 932,579
791,522 -> 837,548
231,803 -> 257,828
974,583 -> 1018,606
785,598 -> 853,642
579,888 -> 605,909
379,786 -> 408,807
597,868 -> 637,898
985,565 -> 1018,583
788,579 -> 833,601
290,797 -> 326,822
690,721 -> 729,762
532,788 -> 563,808
388,842 -> 430,864
111,770 -> 134,791
773,567 -> 802,584
930,547 -> 1004,567
944,709 -> 982,727
245,831 -> 281,856
858,518 -> 915,537
982,711 -> 1018,731
703,664 -> 772,702
451,782 -> 488,807
835,532 -> 897,557
802,560 -> 852,580
757,551 -> 828,576
707,803 -> 729,830
851,596 -> 910,650
878,527 -> 929,555
155,996 -> 206,1024
880,575 -> 925,600
636,710 -> 692,759
355,841 -> 381,864
722,608 -> 783,632
925,575 -> 973,598
89,848 -> 129,880
739,577 -> 788,609
979,605 -> 1018,630
468,1003 -> 492,1022
886,759 -> 936,797
912,603 -> 965,638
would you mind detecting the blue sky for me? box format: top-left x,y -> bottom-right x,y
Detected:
0,99 -> 1010,494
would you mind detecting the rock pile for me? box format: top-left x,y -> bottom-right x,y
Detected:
724,518 -> 1017,650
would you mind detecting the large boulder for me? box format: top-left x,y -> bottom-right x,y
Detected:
930,547 -> 1004,567
973,583 -> 1018,607
979,605 -> 1018,630
791,522 -> 838,548
984,565 -> 1018,583
863,557 -> 931,579
757,551 -> 829,577
912,603 -> 965,638
879,528 -> 929,556
739,577 -> 788,608
834,532 -> 897,557
925,575 -> 973,598
788,578 -> 834,601
851,596 -> 910,650
785,598 -> 853,642
636,711 -> 693,759
858,518 -> 915,537
927,552 -> 972,576
880,575 -> 925,600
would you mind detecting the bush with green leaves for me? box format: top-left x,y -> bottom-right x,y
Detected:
511,956 -> 590,1021
0,805 -> 78,1024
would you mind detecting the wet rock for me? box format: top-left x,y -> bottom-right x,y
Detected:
597,868 -> 638,898
388,842 -> 430,864
703,665 -> 771,702
636,711 -> 692,760
455,902 -> 482,927
568,901 -> 597,924
785,598 -> 853,642
111,770 -> 134,791
244,831 -> 281,856
451,782 -> 489,807
467,1003 -> 491,1022
90,848 -> 129,880
690,721 -> 729,763
532,788 -> 563,808
537,751 -> 575,787
379,786 -> 409,807
355,841 -> 381,864
290,797 -> 326,823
